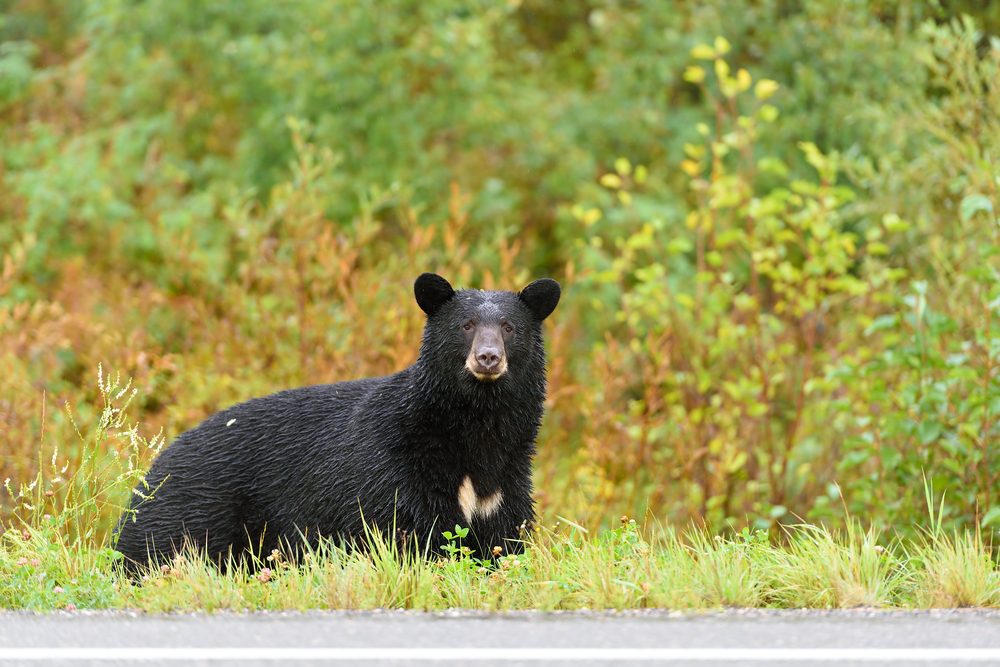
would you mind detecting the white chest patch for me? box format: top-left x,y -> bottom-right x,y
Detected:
457,475 -> 503,523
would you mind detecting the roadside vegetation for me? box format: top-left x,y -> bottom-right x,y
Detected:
6,513 -> 999,613
1,368 -> 997,612
2,1 -> 1000,610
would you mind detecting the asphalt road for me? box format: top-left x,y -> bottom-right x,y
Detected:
1,608 -> 999,666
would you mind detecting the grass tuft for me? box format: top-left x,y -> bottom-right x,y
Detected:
911,529 -> 1000,608
767,522 -> 908,609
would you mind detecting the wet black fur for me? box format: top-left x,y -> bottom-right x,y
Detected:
114,273 -> 560,573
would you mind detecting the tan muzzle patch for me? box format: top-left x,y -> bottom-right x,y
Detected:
465,351 -> 507,381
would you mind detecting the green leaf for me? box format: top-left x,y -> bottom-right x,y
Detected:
716,228 -> 745,248
757,156 -> 788,176
728,451 -> 748,473
667,237 -> 694,254
838,450 -> 870,470
881,213 -> 910,233
981,505 -> 1000,528
960,194 -> 994,222
864,314 -> 897,336
918,420 -> 942,445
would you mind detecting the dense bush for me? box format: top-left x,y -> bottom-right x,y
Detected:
554,29 -> 1000,536
1,1 -> 998,544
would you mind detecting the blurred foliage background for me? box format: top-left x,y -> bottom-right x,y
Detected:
2,0 -> 1000,542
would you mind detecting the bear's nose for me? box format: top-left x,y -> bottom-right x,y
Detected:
477,347 -> 501,370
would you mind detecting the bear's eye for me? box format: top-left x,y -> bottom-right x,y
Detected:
504,325 -> 513,334
463,322 -> 473,331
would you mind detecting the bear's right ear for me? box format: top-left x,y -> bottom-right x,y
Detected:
414,273 -> 455,316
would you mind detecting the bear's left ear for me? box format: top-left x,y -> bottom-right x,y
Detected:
519,278 -> 561,321
414,273 -> 455,316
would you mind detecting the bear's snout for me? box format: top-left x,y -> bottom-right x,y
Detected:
466,326 -> 507,381
478,349 -> 501,369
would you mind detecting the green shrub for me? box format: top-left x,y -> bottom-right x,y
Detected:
2,1 -> 1000,541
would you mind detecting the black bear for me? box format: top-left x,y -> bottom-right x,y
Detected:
114,273 -> 560,572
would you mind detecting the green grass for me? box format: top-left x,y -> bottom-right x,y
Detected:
2,517 -> 998,613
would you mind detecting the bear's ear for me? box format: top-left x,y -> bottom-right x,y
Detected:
519,278 -> 561,321
414,273 -> 455,316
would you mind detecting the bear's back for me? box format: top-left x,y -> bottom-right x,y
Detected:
116,374 -> 407,566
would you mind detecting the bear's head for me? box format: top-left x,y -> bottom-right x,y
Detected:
414,273 -> 560,389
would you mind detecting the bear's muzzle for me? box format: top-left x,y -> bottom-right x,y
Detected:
466,326 -> 507,381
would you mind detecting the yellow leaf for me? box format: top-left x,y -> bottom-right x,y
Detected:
690,44 -> 716,60
634,165 -> 648,184
617,190 -> 633,206
614,157 -> 632,176
583,208 -> 602,226
720,77 -> 738,99
600,173 -> 622,189
715,59 -> 730,80
683,143 -> 706,159
736,68 -> 752,92
714,36 -> 732,55
683,66 -> 706,83
754,79 -> 780,100
758,104 -> 779,123
696,123 -> 710,136
680,159 -> 701,177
